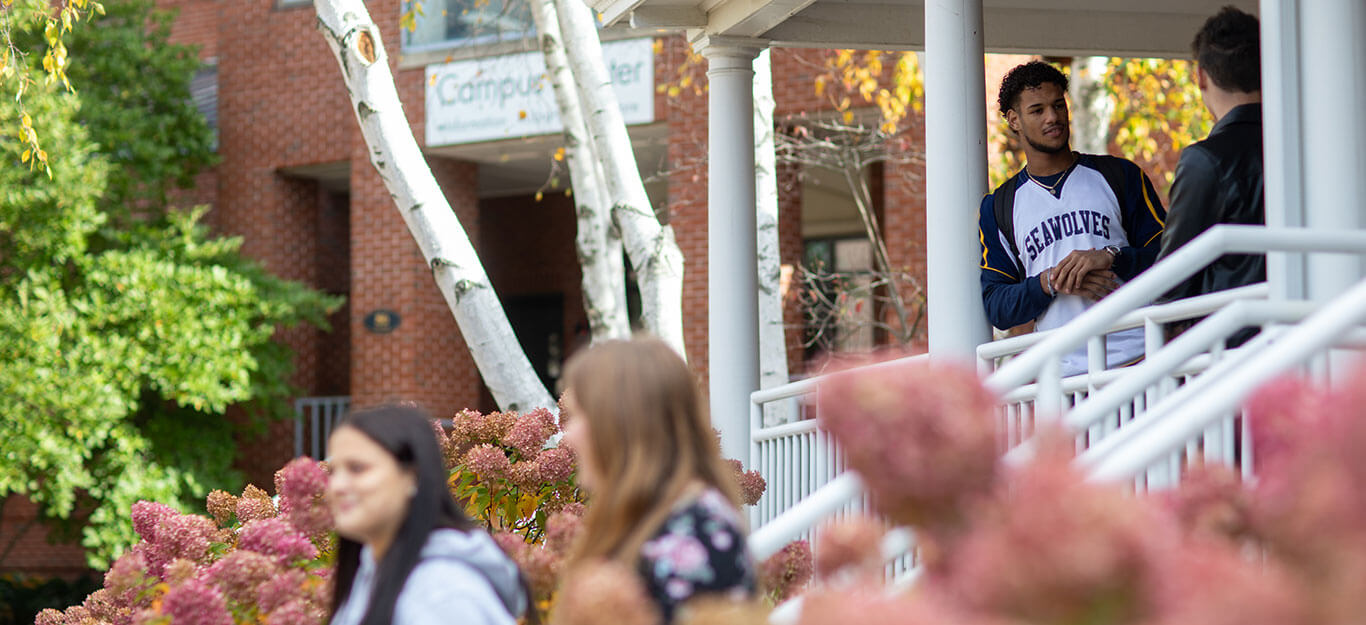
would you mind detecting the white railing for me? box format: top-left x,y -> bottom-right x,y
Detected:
1081,276 -> 1366,484
985,226 -> 1366,394
983,284 -> 1270,455
747,355 -> 926,577
294,396 -> 351,459
748,286 -> 1280,560
750,226 -> 1366,624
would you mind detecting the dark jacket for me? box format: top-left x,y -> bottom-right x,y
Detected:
1158,103 -> 1265,301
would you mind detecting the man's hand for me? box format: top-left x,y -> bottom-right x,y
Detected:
1050,248 -> 1115,294
1069,270 -> 1119,301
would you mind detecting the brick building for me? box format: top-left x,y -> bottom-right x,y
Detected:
2,0 -> 943,576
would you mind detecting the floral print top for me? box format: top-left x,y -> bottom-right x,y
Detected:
636,488 -> 756,622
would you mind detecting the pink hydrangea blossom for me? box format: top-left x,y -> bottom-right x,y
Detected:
492,531 -> 527,556
1164,464 -> 1252,542
275,458 -> 328,511
736,469 -> 766,507
520,544 -> 562,598
758,539 -> 813,602
797,589 -> 954,625
546,510 -> 583,555
257,568 -> 307,615
161,579 -> 233,625
817,358 -> 998,531
205,489 -> 237,526
164,559 -> 199,586
505,409 -> 557,457
814,517 -> 886,582
130,501 -> 176,543
1148,541 -> 1309,625
509,460 -> 542,489
265,599 -> 325,625
451,409 -> 516,447
33,609 -> 63,625
431,420 -> 454,461
82,589 -> 126,625
536,446 -> 575,483
462,444 -> 512,481
724,457 -> 766,505
275,457 -> 333,537
131,503 -> 217,577
944,449 -> 1179,625
236,484 -> 277,523
555,560 -> 661,625
560,501 -> 587,518
238,518 -> 318,563
207,550 -> 280,604
105,550 -> 152,599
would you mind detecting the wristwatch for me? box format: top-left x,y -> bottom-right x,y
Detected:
1103,245 -> 1121,262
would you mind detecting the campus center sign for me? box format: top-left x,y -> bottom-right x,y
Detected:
425,38 -> 655,146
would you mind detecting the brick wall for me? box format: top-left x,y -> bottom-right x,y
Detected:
0,497 -> 91,578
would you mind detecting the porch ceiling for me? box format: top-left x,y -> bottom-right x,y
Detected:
599,0 -> 1259,57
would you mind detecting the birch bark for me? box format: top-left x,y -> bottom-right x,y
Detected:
530,0 -> 631,342
554,0 -> 687,357
753,50 -> 794,425
314,0 -> 554,411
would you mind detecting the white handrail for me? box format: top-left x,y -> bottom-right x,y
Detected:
750,353 -> 930,407
1059,299 -> 1313,434
1082,276 -> 1366,482
986,226 -> 1366,393
976,283 -> 1269,361
748,472 -> 864,561
751,418 -> 818,443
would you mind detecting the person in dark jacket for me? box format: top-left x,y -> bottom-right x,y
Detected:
1158,6 -> 1264,304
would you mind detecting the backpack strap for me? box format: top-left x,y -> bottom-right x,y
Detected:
991,172 -> 1022,261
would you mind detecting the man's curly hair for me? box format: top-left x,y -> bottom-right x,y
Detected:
997,61 -> 1068,117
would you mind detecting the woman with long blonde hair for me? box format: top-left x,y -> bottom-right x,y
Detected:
560,336 -> 756,622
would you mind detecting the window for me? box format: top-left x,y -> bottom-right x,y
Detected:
802,237 -> 876,355
191,64 -> 218,151
402,0 -> 534,51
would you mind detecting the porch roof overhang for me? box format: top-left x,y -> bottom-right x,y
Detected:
592,0 -> 1259,57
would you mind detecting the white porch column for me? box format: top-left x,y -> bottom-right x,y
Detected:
924,0 -> 991,362
1300,0 -> 1366,300
1260,0 -> 1304,301
695,36 -> 765,465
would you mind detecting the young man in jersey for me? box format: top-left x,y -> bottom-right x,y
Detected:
1157,7 -> 1263,346
979,61 -> 1167,375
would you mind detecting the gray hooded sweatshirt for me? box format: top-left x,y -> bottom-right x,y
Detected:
330,528 -> 527,625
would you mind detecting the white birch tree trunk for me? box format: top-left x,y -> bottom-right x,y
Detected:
531,0 -> 631,342
314,0 -> 554,412
554,0 -> 687,358
753,49 -> 794,425
1070,56 -> 1114,155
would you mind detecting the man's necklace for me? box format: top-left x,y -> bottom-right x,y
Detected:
1024,156 -> 1078,197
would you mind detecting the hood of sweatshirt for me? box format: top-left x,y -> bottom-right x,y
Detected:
420,528 -> 527,617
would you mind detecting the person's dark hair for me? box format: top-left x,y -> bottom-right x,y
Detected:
1191,6 -> 1260,93
997,61 -> 1068,117
328,404 -> 476,625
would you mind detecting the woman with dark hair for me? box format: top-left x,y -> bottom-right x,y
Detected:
327,404 -> 528,625
560,337 -> 756,623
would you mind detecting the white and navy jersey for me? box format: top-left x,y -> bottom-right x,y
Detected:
979,154 -> 1167,375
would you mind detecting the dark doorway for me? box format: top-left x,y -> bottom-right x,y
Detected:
505,293 -> 566,397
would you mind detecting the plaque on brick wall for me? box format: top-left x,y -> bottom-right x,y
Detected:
364,310 -> 401,334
